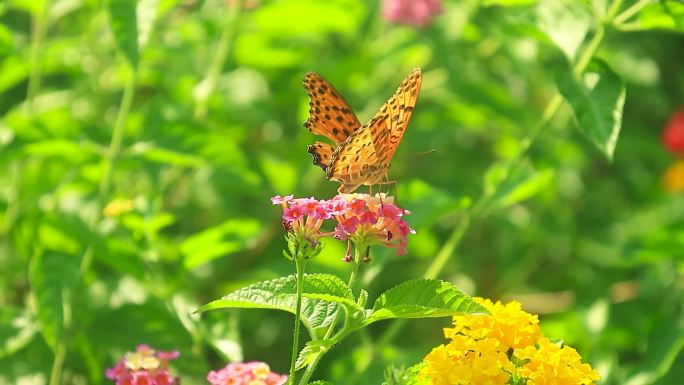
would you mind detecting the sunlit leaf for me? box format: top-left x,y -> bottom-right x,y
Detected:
197,274 -> 356,336
636,1 -> 684,32
364,279 -> 488,325
23,140 -> 97,163
555,60 -> 626,160
181,218 -> 262,268
484,162 -> 554,211
535,0 -> 591,60
136,0 -> 158,48
0,57 -> 28,94
130,143 -> 205,167
296,339 -> 332,370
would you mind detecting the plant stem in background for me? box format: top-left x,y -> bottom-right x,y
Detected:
289,255 -> 306,385
26,1 -> 48,114
194,0 -> 243,120
613,0 -> 651,25
99,70 -> 137,204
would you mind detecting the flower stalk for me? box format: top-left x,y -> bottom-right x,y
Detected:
289,253 -> 306,385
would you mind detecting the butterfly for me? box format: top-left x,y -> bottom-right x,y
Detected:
304,68 -> 422,193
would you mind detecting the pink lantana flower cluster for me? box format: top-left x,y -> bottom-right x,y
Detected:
207,361 -> 287,385
105,345 -> 179,385
271,194 -> 414,260
382,0 -> 442,28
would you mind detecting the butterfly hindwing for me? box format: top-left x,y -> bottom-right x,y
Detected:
303,72 -> 362,144
307,141 -> 335,171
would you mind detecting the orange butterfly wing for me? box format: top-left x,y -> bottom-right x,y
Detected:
305,69 -> 422,193
303,72 -> 361,144
372,68 -> 422,172
327,116 -> 388,193
304,72 -> 362,172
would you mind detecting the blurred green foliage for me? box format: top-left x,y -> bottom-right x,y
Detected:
1,0 -> 683,384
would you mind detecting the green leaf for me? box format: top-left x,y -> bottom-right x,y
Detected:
555,61 -> 626,160
28,252 -> 80,350
536,0 -> 591,60
0,306 -> 39,358
364,279 -> 488,325
636,1 -> 684,32
181,218 -> 262,269
131,144 -> 205,167
196,274 -> 358,336
23,139 -> 97,163
108,0 -> 139,67
484,162 -> 554,211
308,382 -> 334,385
137,0 -> 159,49
295,339 -> 332,370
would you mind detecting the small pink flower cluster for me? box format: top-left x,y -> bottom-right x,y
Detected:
207,361 -> 287,385
382,0 -> 442,28
105,345 -> 179,385
271,194 -> 414,257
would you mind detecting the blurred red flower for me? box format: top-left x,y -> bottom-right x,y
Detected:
662,108 -> 684,154
382,0 -> 442,28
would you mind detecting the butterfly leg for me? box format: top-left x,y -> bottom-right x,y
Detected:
376,175 -> 399,205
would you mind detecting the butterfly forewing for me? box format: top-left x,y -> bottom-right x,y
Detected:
374,68 -> 422,170
303,72 -> 362,145
304,68 -> 422,193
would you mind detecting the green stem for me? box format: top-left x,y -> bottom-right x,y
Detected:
48,341 -> 66,385
289,256 -> 306,385
613,0 -> 650,25
193,0 -> 242,119
27,1 -> 48,114
606,0 -> 625,20
297,247 -> 364,385
347,245 -> 363,289
423,213 -> 472,279
99,70 -> 137,203
573,24 -> 604,76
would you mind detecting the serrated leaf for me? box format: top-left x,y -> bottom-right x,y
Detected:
196,274 -> 358,335
364,279 -> 488,325
28,252 -> 80,350
555,61 -> 626,160
295,339 -> 332,370
357,289 -> 368,308
484,163 -> 554,211
108,0 -> 139,67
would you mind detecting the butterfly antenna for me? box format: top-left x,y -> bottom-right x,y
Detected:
407,148 -> 436,157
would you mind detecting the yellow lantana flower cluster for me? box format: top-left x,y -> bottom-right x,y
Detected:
420,298 -> 600,385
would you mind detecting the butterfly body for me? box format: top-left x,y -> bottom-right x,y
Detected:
304,68 -> 422,193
